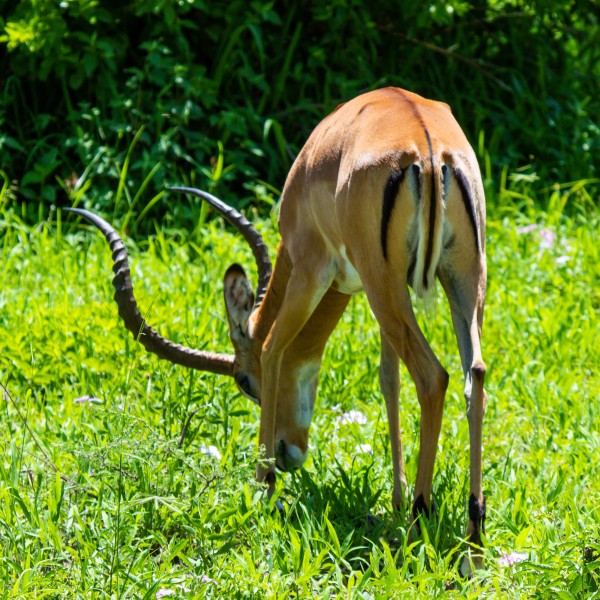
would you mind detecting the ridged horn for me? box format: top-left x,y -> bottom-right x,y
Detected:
168,187 -> 273,307
64,207 -> 235,377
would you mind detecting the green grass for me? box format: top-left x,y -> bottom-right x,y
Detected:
0,188 -> 599,598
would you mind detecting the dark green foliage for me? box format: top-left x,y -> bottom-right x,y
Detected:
0,0 -> 598,227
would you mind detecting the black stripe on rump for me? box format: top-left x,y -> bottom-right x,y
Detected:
422,128 -> 436,290
412,164 -> 421,199
453,167 -> 481,253
380,169 -> 406,260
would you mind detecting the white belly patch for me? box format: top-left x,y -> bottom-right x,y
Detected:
334,245 -> 363,294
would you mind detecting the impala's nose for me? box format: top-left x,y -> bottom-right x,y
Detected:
275,439 -> 307,471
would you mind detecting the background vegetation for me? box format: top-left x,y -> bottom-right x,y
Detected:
1,0 -> 598,226
0,0 -> 599,597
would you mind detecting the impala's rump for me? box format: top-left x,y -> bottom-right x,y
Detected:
378,160 -> 483,296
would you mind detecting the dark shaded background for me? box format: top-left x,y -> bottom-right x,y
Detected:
0,0 -> 597,228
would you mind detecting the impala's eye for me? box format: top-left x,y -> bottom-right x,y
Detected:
236,374 -> 251,393
235,373 -> 259,404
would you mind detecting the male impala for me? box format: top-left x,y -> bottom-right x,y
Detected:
68,87 -> 487,571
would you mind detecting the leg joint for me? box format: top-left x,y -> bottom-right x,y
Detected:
471,360 -> 486,384
416,365 -> 448,411
438,367 -> 450,392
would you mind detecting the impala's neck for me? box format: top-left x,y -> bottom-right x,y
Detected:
250,243 -> 292,346
248,242 -> 351,470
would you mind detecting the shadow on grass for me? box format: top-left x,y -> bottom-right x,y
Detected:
280,459 -> 472,577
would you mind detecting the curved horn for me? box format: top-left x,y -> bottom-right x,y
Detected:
64,207 -> 234,377
168,187 -> 272,307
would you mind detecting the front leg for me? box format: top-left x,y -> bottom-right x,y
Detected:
257,265 -> 333,496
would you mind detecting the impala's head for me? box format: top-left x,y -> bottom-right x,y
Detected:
67,188 -> 312,473
222,263 -> 262,403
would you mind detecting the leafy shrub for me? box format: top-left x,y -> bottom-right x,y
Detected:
0,0 -> 598,228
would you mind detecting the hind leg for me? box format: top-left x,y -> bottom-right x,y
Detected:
439,261 -> 487,574
366,284 -> 449,522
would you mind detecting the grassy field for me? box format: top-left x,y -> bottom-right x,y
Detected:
0,185 -> 598,598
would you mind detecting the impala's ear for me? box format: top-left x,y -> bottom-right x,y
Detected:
223,264 -> 255,343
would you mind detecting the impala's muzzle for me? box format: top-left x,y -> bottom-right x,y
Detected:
275,438 -> 308,472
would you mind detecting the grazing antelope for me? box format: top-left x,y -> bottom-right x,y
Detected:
67,86 -> 487,572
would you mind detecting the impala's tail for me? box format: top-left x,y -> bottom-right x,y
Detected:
411,151 -> 445,299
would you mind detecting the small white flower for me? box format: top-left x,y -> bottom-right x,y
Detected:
337,410 -> 367,425
555,255 -> 571,265
199,445 -> 222,460
74,396 -> 103,404
199,575 -> 214,584
498,551 -> 528,566
156,589 -> 176,599
356,443 -> 373,454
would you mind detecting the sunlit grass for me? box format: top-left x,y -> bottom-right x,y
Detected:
0,190 -> 598,597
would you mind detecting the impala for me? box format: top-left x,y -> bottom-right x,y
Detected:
67,86 -> 487,572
